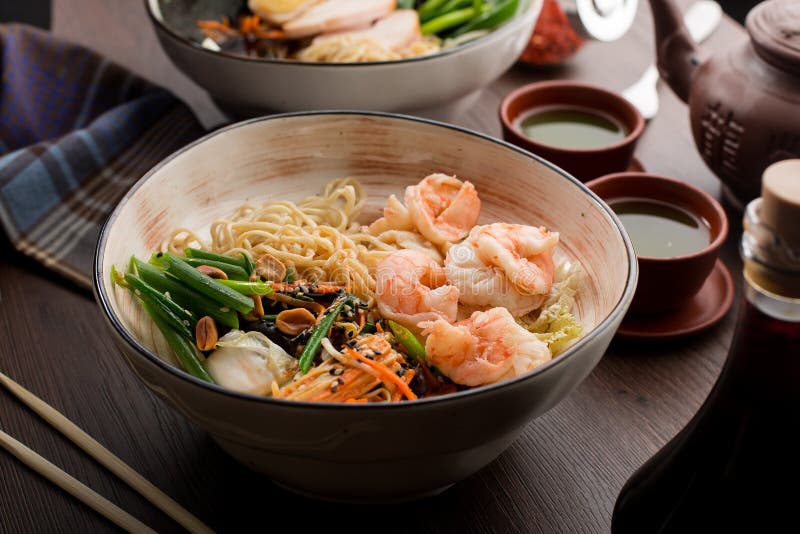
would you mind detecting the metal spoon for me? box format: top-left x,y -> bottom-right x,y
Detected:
622,0 -> 723,119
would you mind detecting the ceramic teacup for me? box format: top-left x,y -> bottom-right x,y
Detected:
500,81 -> 645,182
586,172 -> 728,315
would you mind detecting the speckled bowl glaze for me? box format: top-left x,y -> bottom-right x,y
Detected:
145,0 -> 542,115
94,112 -> 637,501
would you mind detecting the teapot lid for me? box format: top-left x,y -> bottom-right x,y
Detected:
747,0 -> 800,75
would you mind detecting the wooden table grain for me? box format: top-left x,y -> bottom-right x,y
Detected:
1,2 -> 746,532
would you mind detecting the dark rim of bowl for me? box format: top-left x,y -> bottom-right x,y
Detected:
499,80 -> 646,155
585,172 -> 729,262
93,110 -> 638,410
144,0 -> 539,68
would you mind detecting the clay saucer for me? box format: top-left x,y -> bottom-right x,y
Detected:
616,260 -> 735,340
628,157 -> 645,173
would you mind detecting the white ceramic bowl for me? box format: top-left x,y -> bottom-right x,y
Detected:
146,0 -> 542,115
94,112 -> 637,501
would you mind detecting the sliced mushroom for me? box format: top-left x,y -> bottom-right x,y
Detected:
267,292 -> 325,315
243,294 -> 266,322
255,254 -> 287,282
276,308 -> 317,336
196,265 -> 228,279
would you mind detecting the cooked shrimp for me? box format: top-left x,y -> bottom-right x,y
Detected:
374,230 -> 443,264
445,223 -> 558,316
375,249 -> 459,331
405,173 -> 481,245
367,194 -> 413,235
420,307 -> 551,386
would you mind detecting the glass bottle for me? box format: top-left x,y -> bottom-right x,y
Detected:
611,159 -> 800,532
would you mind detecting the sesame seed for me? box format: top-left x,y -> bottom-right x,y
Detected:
331,385 -> 339,393
337,377 -> 344,385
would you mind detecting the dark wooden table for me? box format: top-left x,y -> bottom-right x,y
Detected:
1,2 -> 746,532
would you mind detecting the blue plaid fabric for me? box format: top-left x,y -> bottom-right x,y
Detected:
0,24 -> 204,289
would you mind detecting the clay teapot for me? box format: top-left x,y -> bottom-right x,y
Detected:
649,0 -> 800,206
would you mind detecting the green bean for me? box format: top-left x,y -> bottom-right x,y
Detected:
141,300 -> 215,384
421,7 -> 476,35
124,272 -> 195,339
418,0 -> 449,21
298,296 -> 347,373
111,265 -> 128,288
284,268 -> 296,283
388,320 -> 427,363
151,253 -> 254,315
179,258 -> 249,280
217,279 -> 273,296
361,322 -> 377,334
425,0 -> 472,21
451,0 -> 518,36
133,258 -> 239,329
185,248 -> 246,268
240,252 -> 255,276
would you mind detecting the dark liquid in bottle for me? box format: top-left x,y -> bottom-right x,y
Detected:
612,292 -> 800,532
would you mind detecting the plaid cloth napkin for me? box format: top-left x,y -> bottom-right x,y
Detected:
0,24 -> 204,289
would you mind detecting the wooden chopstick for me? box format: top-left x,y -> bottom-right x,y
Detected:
0,371 -> 214,534
0,429 -> 157,534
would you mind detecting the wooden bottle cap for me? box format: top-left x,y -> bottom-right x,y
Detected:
761,159 -> 800,252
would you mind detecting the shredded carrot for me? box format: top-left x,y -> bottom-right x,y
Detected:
310,390 -> 331,402
253,30 -> 287,40
197,20 -> 227,29
346,348 -> 417,401
345,398 -> 369,403
196,20 -> 238,34
198,15 -> 287,41
375,322 -> 384,334
239,14 -> 258,33
391,369 -> 416,401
